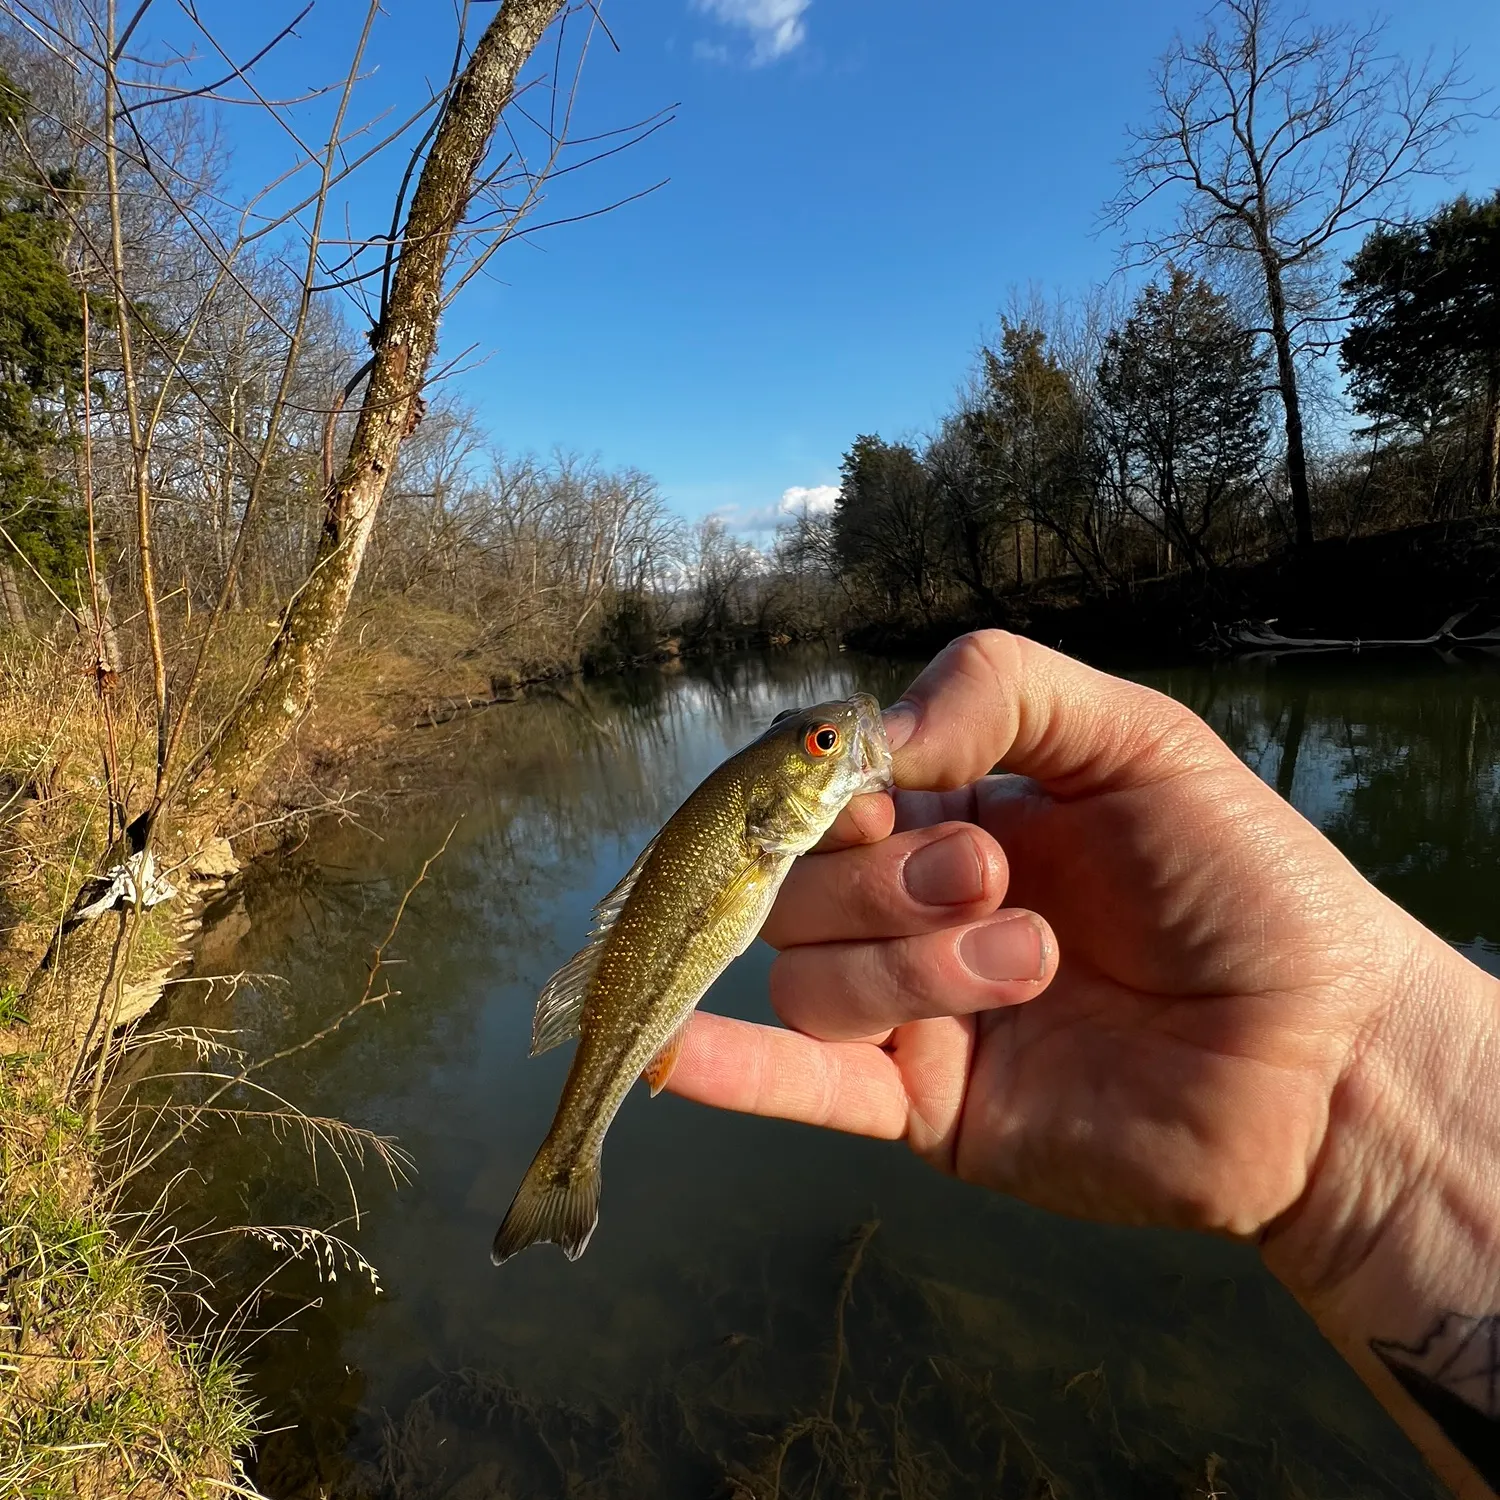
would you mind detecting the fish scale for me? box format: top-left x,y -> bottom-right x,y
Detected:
491,693 -> 893,1264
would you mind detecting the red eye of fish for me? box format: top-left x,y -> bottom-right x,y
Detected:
806,724 -> 840,757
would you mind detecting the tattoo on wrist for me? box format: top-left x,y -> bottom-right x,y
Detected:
1373,1313 -> 1500,1488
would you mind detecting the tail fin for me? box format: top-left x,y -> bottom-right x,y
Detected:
491,1151 -> 601,1265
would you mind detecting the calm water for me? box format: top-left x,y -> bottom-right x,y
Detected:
135,647 -> 1500,1499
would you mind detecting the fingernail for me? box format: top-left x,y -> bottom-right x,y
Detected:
882,700 -> 917,753
959,914 -> 1048,982
903,831 -> 984,906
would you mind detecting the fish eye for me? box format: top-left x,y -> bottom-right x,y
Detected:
805,723 -> 840,757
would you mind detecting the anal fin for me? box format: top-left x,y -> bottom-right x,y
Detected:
642,1017 -> 691,1097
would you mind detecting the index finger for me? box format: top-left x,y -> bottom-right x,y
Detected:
883,631 -> 1232,798
812,789 -> 895,852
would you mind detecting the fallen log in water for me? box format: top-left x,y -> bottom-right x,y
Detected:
1219,610 -> 1500,656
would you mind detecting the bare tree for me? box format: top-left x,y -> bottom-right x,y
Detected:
688,515 -> 759,638
22,0 -> 620,1028
1108,0 -> 1475,549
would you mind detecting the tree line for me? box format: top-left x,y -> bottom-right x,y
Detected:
0,0 -> 1496,674
817,0 -> 1497,628
0,20 -> 808,666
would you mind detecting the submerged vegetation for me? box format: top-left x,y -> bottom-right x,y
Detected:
257,1220 -> 1439,1500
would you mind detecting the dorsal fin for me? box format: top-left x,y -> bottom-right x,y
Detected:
591,829 -> 659,926
530,832 -> 659,1056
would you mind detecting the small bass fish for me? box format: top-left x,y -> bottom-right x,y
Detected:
492,693 -> 893,1264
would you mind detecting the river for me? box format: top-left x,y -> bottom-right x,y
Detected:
133,645 -> 1500,1499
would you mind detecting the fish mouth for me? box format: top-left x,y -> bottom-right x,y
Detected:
850,693 -> 894,791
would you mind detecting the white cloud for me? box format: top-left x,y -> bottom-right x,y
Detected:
692,0 -> 812,64
778,483 -> 839,518
712,483 -> 841,537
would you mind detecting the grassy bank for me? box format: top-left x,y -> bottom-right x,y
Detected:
0,1026 -> 257,1498
0,598 -> 603,1496
1,616 -> 267,1496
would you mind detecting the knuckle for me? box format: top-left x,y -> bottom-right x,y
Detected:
944,629 -> 1013,684
886,932 -> 944,1008
1124,689 -> 1223,774
845,845 -> 899,921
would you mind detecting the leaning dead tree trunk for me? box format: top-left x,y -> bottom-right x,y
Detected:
188,0 -> 566,812
27,0 -> 567,1021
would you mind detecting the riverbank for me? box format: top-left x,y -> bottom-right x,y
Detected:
0,1036 -> 258,1497
849,516 -> 1500,665
0,597 -> 659,1496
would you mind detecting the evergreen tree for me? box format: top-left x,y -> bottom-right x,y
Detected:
833,434 -> 940,618
0,67 -> 85,618
1342,191 -> 1500,511
979,323 -> 1095,584
1095,269 -> 1270,571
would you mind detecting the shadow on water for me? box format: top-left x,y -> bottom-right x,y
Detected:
124,645 -> 1500,1499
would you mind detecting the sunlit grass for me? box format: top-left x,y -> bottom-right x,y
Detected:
0,1058 -> 260,1498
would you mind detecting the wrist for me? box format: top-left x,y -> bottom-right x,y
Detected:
1264,924 -> 1500,1317
1262,925 -> 1500,1492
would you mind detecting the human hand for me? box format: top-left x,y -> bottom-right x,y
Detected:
669,632 -> 1479,1286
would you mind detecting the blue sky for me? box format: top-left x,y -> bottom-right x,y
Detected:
191,0 -> 1500,532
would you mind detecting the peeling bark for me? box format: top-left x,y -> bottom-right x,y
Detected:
1,564 -> 25,629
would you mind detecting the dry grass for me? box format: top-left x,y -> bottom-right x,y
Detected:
0,609 -> 493,1499
0,603 -> 499,965
0,634 -> 119,982
0,1035 -> 259,1498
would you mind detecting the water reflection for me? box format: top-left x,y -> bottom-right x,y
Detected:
132,647 -> 1500,1499
1150,656 -> 1500,957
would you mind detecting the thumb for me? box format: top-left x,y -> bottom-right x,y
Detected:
883,631 -> 1229,797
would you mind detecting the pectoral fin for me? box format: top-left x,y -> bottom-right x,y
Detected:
701,852 -> 789,951
642,1017 -> 690,1097
638,855 -> 797,1100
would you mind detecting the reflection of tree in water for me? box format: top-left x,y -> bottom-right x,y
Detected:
1146,658 -> 1500,946
1318,681 -> 1500,947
